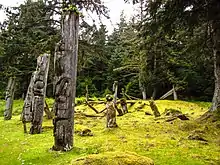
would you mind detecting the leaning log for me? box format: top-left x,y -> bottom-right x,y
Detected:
149,99 -> 161,117
4,77 -> 16,120
52,10 -> 79,151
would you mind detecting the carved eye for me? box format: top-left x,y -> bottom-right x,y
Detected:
36,81 -> 44,89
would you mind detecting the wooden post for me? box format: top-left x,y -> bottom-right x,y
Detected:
52,9 -> 79,151
4,77 -> 16,120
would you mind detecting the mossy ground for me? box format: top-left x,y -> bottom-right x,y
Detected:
0,99 -> 219,165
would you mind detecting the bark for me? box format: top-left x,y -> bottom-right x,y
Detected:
4,77 -> 16,120
52,11 -> 79,151
149,99 -> 160,117
106,101 -> 118,128
209,20 -> 220,113
30,54 -> 50,134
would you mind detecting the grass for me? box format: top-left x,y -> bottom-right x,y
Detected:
0,99 -> 219,165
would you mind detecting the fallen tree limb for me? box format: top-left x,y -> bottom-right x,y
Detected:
87,100 -> 136,105
85,101 -> 99,114
125,93 -> 141,100
79,112 -> 105,118
98,108 -> 107,113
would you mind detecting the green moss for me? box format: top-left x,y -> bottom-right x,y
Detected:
71,152 -> 154,165
0,99 -> 219,165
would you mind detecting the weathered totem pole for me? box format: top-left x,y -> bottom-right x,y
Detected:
22,54 -> 50,134
22,73 -> 34,133
4,77 -> 16,120
52,5 -> 79,151
106,94 -> 118,128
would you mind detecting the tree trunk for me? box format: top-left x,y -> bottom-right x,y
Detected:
113,81 -> 123,116
113,81 -> 118,104
52,11 -> 79,151
209,20 -> 220,112
139,79 -> 146,100
4,77 -> 16,120
152,87 -> 157,100
86,85 -> 89,101
30,54 -> 50,134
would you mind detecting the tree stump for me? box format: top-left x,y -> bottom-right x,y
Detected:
149,99 -> 160,117
4,77 -> 16,120
52,10 -> 79,151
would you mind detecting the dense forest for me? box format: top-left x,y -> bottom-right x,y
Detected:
0,0 -> 220,164
0,0 -> 216,101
